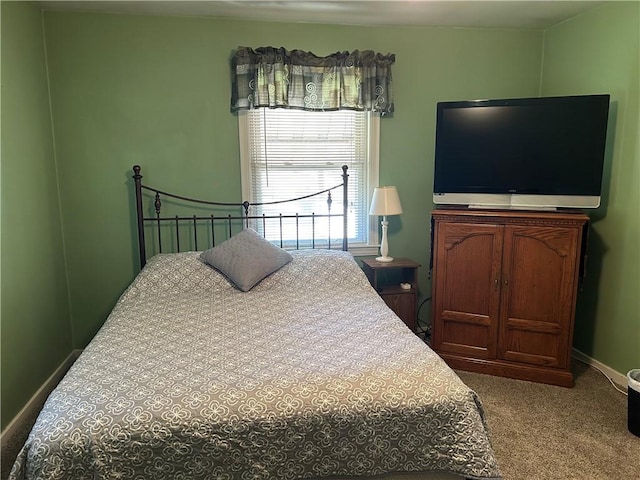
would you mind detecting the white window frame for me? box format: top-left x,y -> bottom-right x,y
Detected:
238,109 -> 380,256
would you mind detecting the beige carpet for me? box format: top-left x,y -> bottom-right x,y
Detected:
457,362 -> 639,480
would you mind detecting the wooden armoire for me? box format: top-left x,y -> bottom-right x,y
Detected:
430,208 -> 589,387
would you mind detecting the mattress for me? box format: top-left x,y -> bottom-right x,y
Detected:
10,250 -> 501,480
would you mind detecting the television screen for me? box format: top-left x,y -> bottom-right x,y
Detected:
433,94 -> 610,209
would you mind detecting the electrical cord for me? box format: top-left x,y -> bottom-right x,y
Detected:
573,355 -> 628,396
415,297 -> 432,341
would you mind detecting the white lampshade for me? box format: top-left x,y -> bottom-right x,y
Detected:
369,186 -> 403,216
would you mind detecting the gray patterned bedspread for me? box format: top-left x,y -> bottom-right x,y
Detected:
11,250 -> 500,480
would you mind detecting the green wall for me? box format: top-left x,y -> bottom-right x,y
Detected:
41,12 -> 543,348
5,1 -> 636,431
1,1 -> 72,429
541,1 -> 640,373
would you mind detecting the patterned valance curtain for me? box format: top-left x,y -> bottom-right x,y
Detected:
231,46 -> 395,115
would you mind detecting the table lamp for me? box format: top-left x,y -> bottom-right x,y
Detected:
369,186 -> 403,262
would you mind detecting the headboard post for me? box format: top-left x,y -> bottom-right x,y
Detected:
341,165 -> 349,251
133,165 -> 147,269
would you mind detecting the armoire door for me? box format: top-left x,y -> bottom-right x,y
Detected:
432,222 -> 503,359
498,225 -> 580,369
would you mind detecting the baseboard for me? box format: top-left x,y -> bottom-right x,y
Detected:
572,348 -> 627,390
0,349 -> 81,449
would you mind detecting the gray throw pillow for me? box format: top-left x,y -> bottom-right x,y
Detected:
199,228 -> 293,292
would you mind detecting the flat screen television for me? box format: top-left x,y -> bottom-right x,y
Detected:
433,94 -> 610,209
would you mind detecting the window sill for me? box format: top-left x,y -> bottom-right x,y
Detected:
349,245 -> 380,257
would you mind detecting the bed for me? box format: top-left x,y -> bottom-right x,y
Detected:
10,166 -> 501,480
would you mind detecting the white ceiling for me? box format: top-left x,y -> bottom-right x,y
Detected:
36,1 -> 608,29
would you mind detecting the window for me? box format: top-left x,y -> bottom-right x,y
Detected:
239,108 -> 379,255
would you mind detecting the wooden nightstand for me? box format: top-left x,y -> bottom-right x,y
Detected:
361,258 -> 421,332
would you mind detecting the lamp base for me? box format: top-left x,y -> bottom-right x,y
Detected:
375,256 -> 394,263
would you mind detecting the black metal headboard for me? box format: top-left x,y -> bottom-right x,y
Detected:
133,165 -> 349,269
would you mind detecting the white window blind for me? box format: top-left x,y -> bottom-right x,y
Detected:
239,108 -> 379,251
